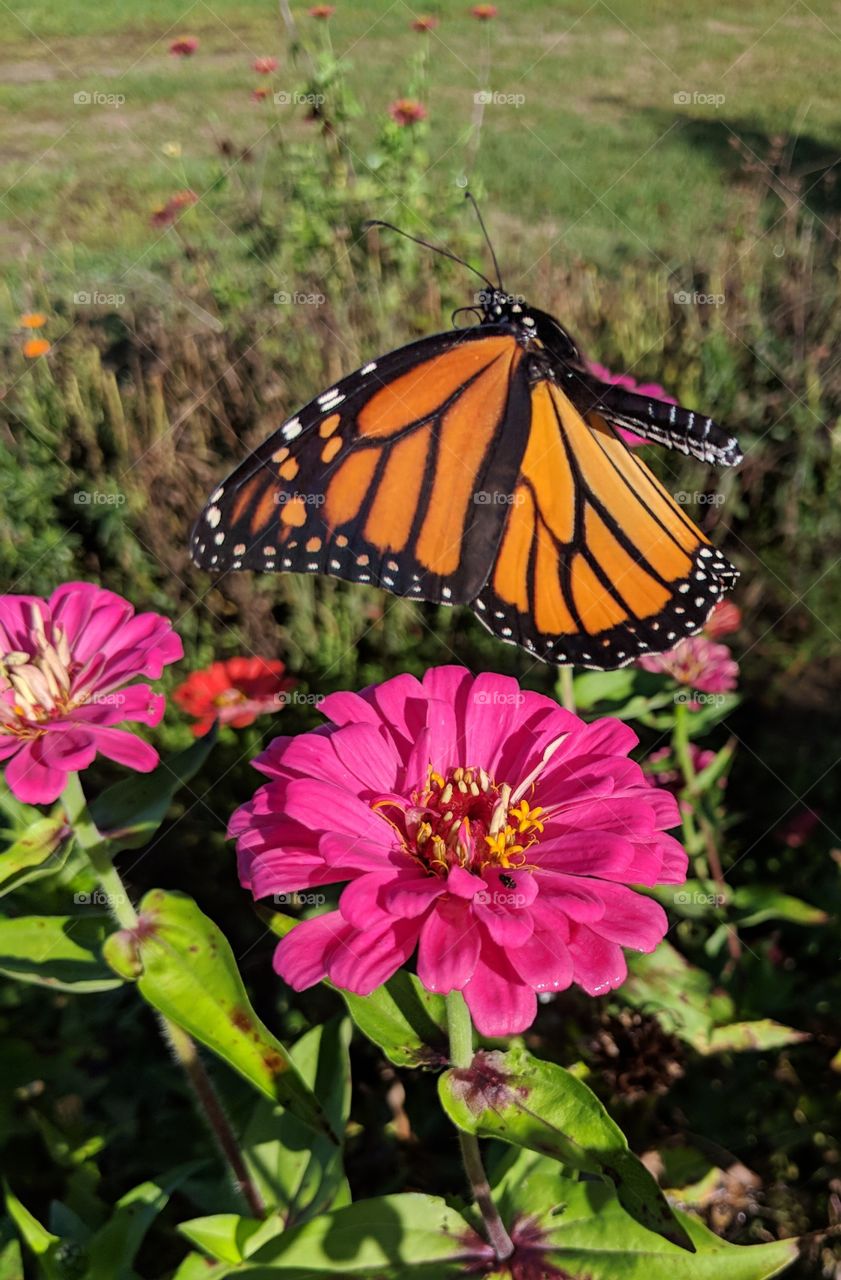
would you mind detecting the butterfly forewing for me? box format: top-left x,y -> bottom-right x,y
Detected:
191,327 -> 531,604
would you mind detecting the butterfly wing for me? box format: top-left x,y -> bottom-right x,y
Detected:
472,378 -> 738,667
526,305 -> 742,466
191,327 -> 532,604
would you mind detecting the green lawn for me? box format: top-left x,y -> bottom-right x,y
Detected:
3,0 -> 841,293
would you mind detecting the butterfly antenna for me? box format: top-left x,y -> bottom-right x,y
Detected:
464,190 -> 504,291
363,219 -> 496,290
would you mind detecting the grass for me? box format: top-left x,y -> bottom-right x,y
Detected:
3,0 -> 841,288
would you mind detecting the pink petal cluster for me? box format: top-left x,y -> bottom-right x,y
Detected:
588,360 -> 677,448
0,583 -> 182,804
231,667 -> 687,1036
637,634 -> 738,694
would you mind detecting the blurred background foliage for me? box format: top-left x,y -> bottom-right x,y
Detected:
2,1 -> 841,1276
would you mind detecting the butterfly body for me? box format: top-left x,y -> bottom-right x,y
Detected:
192,287 -> 739,668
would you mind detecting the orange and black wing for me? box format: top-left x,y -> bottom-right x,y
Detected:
191,328 -> 531,604
472,379 -> 738,667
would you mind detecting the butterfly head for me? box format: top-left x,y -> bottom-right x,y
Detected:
476,288 -> 533,324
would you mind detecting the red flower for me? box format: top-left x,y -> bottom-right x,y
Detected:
170,36 -> 199,56
705,599 -> 741,640
389,98 -> 427,126
173,657 -> 294,736
253,56 -> 278,74
411,15 -> 439,30
309,5 -> 335,17
251,86 -> 270,101
150,189 -> 198,228
471,4 -> 498,18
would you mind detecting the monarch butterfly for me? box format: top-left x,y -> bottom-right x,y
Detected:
191,220 -> 740,669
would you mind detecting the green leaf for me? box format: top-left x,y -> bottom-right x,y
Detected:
89,727 -> 217,851
0,915 -> 124,993
245,1194 -> 486,1276
438,1044 -> 693,1252
0,1239 -> 23,1280
622,942 -> 730,1047
341,971 -> 448,1069
571,668 -> 638,710
0,818 -> 71,898
622,944 -> 805,1054
491,1150 -> 797,1279
178,1215 -> 262,1265
730,886 -> 827,927
3,1184 -> 61,1280
241,1017 -> 351,1224
108,890 -> 335,1142
705,1020 -> 810,1053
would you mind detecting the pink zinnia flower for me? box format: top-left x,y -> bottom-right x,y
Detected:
252,56 -> 278,74
173,656 -> 294,736
231,667 -> 687,1037
705,599 -> 741,640
0,583 -> 182,805
389,98 -> 427,126
170,35 -> 199,56
638,634 -> 738,694
588,361 -> 677,448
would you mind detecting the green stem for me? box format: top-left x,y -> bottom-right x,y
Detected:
61,773 -> 265,1219
558,665 -> 576,714
445,993 -> 514,1262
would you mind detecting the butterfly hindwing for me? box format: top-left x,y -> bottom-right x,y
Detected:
471,379 -> 738,666
191,327 -> 532,604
